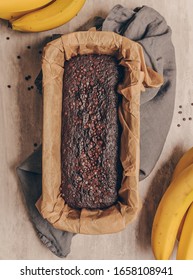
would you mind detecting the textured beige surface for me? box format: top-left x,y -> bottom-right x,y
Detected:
0,0 -> 193,260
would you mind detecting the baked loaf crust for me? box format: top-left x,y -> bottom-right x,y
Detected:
61,54 -> 122,209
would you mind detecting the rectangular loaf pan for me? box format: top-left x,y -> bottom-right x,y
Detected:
36,30 -> 163,234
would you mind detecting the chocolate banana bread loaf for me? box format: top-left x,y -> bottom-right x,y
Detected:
60,54 -> 123,209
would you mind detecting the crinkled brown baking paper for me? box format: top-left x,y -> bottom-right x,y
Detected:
36,30 -> 163,234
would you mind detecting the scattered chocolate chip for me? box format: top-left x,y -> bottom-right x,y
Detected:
178,111 -> 182,114
6,37 -> 10,40
191,103 -> 193,106
182,118 -> 186,121
17,55 -> 21,59
25,75 -> 32,81
31,86 -> 34,89
179,105 -> 182,108
27,46 -> 31,49
28,87 -> 31,91
189,117 -> 192,120
177,124 -> 181,127
7,85 -> 11,88
34,143 -> 38,147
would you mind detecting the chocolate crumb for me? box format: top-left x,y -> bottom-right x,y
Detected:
25,75 -> 31,81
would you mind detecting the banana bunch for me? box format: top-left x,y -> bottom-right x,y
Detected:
0,0 -> 86,32
151,147 -> 193,260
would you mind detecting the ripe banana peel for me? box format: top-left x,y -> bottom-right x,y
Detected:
172,147 -> 193,180
171,146 -> 193,240
151,163 -> 193,260
0,11 -> 31,21
11,0 -> 86,32
177,202 -> 193,260
171,146 -> 193,260
152,146 -> 193,259
0,1 -> 55,21
0,9 -> 45,21
0,0 -> 53,14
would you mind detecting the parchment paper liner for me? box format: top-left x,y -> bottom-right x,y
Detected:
36,31 -> 163,234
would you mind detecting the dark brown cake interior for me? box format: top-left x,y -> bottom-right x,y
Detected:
60,54 -> 123,209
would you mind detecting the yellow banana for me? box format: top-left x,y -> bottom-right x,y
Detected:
0,0 -> 53,13
11,0 -> 86,32
177,202 -> 193,260
172,147 -> 193,180
151,163 -> 193,260
0,1 -> 55,20
0,11 -> 31,21
171,146 -> 193,242
170,147 -> 193,260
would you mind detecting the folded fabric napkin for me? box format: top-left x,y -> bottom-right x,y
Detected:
16,146 -> 74,258
102,5 -> 176,180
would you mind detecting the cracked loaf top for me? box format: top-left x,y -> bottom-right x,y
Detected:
60,54 -> 123,209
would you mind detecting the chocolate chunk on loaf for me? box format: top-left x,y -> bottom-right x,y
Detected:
61,54 -> 123,209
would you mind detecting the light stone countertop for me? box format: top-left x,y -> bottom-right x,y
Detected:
0,0 -> 193,260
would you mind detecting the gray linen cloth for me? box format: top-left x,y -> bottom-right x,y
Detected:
102,5 -> 176,180
16,146 -> 74,258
